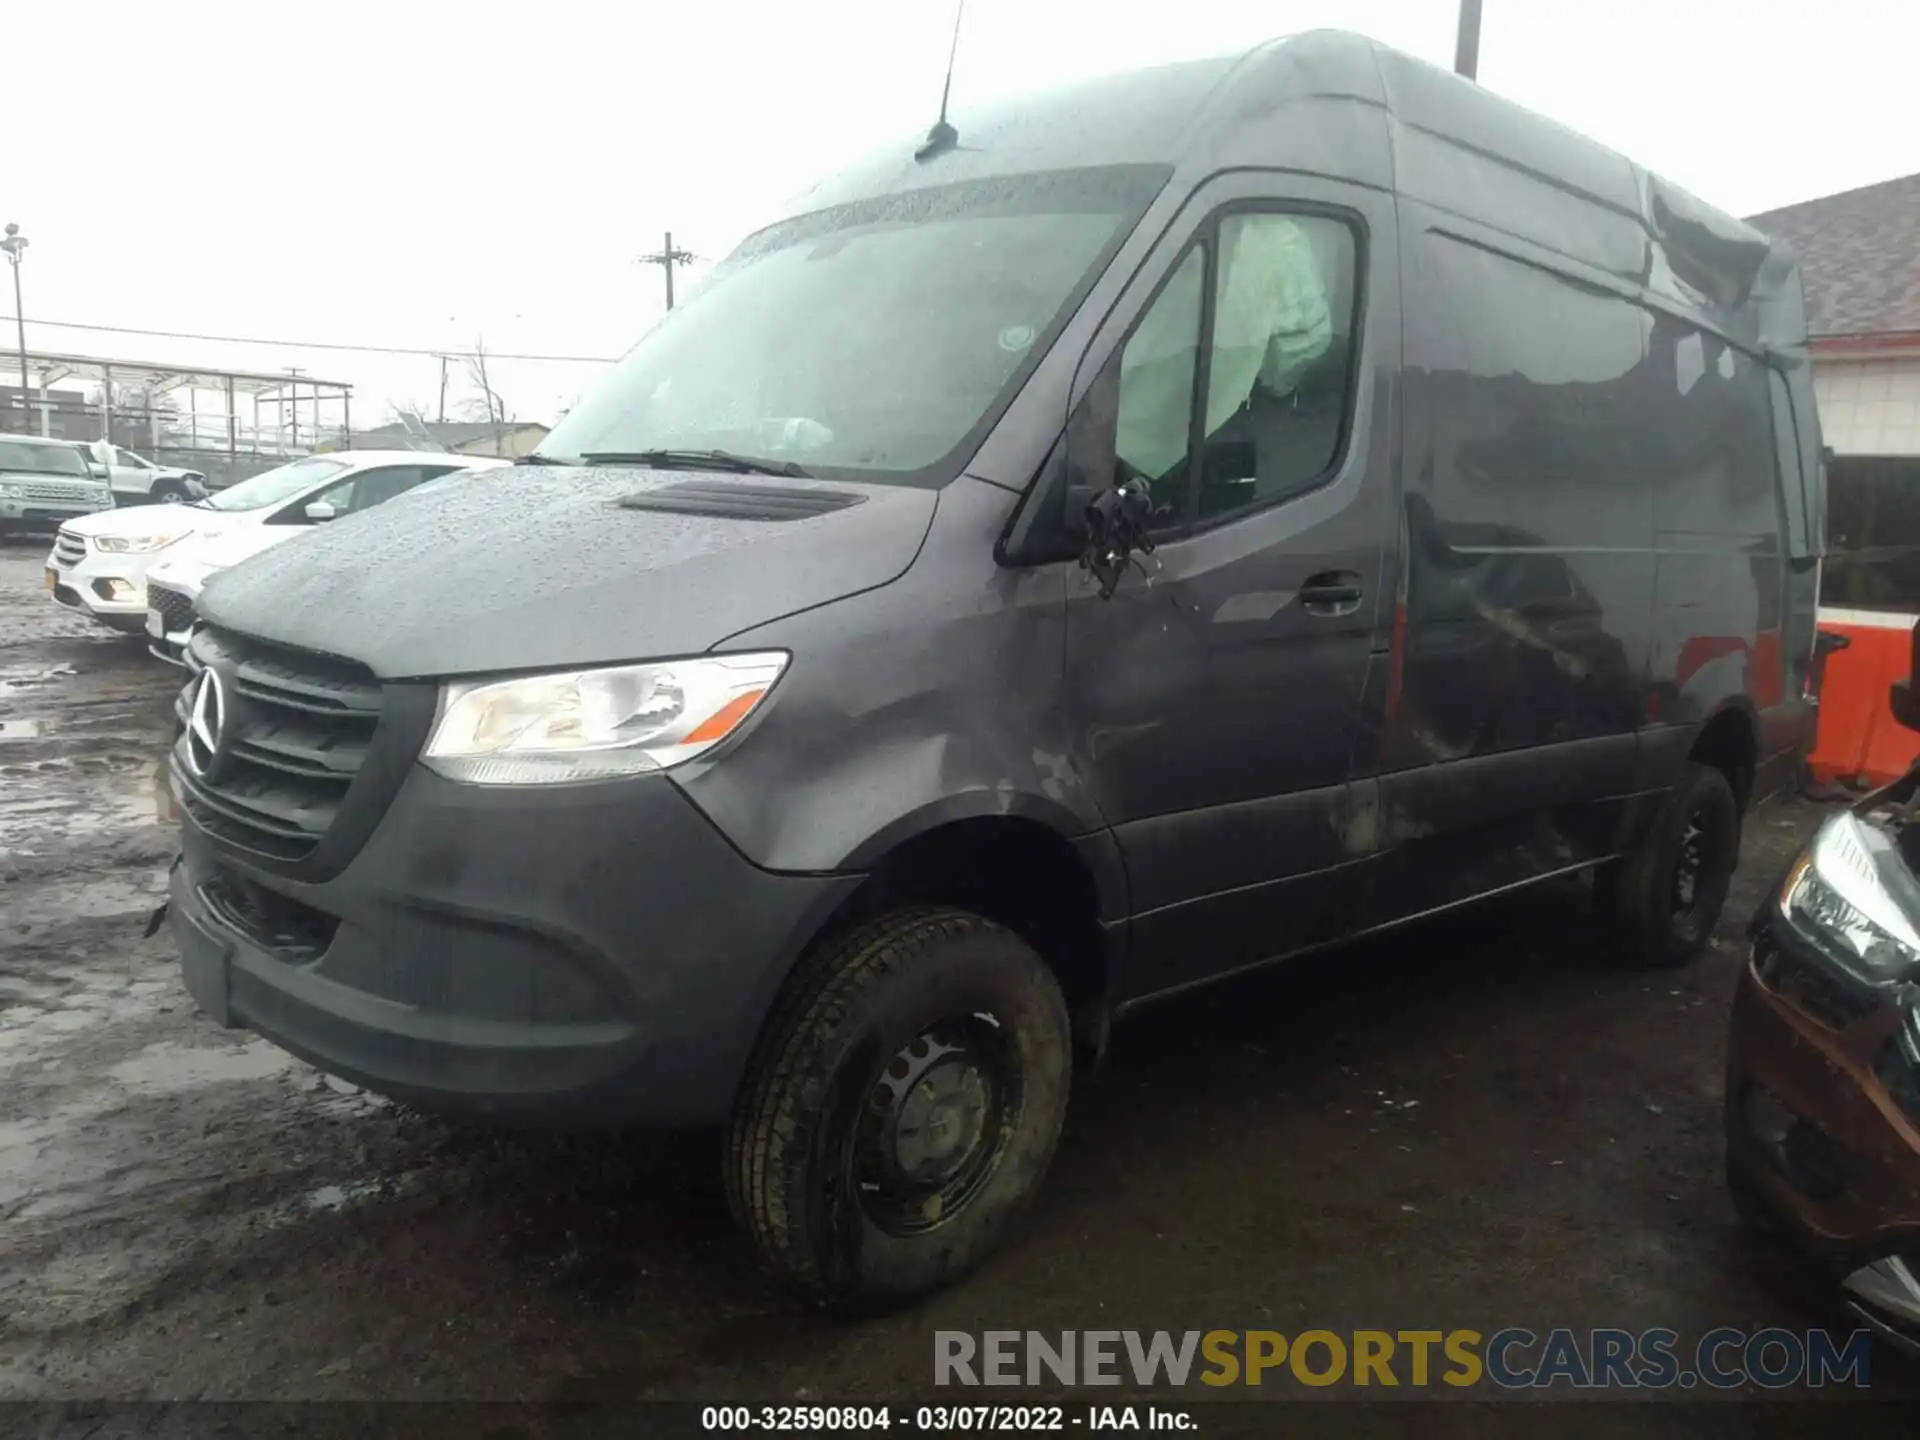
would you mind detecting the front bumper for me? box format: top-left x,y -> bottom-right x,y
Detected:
47,542 -> 165,630
1724,921 -> 1920,1260
169,759 -> 861,1126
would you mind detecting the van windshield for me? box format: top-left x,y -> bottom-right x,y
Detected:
538,166 -> 1169,486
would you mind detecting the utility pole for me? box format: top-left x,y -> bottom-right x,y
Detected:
436,354 -> 449,424
641,231 -> 696,310
1,224 -> 28,433
1455,0 -> 1483,80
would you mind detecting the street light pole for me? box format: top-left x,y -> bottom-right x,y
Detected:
1,223 -> 28,431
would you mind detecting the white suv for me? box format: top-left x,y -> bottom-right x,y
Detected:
2,435 -> 114,541
78,441 -> 209,505
49,451 -> 497,636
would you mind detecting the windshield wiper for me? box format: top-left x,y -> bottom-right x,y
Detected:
580,449 -> 811,479
515,453 -> 576,467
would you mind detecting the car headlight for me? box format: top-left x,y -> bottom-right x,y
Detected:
1779,811 -> 1920,986
95,532 -> 184,554
0,483 -> 21,499
422,652 -> 789,784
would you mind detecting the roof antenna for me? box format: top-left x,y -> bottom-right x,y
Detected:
915,0 -> 966,162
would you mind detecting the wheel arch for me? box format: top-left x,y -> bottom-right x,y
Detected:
772,807 -> 1127,1071
1687,700 -> 1760,814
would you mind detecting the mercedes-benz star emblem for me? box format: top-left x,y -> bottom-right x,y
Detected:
185,668 -> 227,778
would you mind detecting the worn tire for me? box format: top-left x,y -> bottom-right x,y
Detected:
1597,762 -> 1740,970
724,906 -> 1071,1313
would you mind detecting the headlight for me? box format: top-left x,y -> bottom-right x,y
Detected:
0,483 -> 21,499
1779,811 -> 1920,986
423,652 -> 789,784
95,532 -> 184,554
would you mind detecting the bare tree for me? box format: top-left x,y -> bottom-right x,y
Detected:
458,338 -> 510,454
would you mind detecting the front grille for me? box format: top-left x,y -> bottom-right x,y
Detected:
52,529 -> 86,567
173,626 -> 382,862
16,481 -> 93,504
148,581 -> 195,636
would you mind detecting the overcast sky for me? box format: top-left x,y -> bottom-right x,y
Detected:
7,0 -> 1917,432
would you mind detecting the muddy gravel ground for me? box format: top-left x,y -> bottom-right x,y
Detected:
0,540 -> 1913,1410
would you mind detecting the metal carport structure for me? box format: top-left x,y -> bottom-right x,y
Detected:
2,348 -> 353,463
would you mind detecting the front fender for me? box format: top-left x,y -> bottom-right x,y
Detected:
672,476 -> 1116,887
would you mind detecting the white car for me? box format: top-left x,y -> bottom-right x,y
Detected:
78,441 -> 209,506
48,451 -> 499,636
144,452 -> 509,663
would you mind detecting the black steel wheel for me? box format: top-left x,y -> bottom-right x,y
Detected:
726,907 -> 1071,1312
1597,761 -> 1740,969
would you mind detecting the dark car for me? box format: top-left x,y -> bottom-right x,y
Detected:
1726,618 -> 1920,1355
159,30 -> 1826,1309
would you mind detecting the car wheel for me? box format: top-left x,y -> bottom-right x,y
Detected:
150,480 -> 190,504
1597,761 -> 1740,969
726,906 -> 1072,1313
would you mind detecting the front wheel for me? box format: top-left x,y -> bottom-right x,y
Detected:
725,907 -> 1072,1312
1597,761 -> 1740,969
149,480 -> 191,505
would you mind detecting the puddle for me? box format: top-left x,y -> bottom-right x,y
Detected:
8,869 -> 168,929
0,661 -> 78,698
105,1038 -> 296,1095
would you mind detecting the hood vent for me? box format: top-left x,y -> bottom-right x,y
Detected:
616,481 -> 866,522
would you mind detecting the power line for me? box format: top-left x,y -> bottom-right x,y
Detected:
0,313 -> 617,363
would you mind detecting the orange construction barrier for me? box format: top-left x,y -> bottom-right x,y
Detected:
1808,609 -> 1920,787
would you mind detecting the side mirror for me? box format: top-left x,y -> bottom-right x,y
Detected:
1079,476 -> 1157,599
1894,620 -> 1920,734
303,500 -> 337,522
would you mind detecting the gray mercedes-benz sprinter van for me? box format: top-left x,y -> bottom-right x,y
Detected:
163,31 -> 1826,1308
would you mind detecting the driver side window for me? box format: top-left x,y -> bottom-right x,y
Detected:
1102,208 -> 1359,534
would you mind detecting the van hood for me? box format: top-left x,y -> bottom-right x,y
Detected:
64,501 -> 233,540
197,466 -> 939,679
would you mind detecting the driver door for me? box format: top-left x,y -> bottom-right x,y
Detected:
1061,173 -> 1400,1001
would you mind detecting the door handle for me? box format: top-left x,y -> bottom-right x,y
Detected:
1299,570 -> 1364,616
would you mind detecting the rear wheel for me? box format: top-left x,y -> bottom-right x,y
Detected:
150,479 -> 191,504
1597,761 -> 1740,969
725,907 -> 1071,1312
